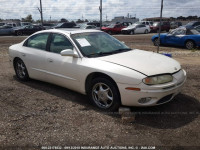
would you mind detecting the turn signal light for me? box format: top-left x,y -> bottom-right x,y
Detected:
125,87 -> 141,91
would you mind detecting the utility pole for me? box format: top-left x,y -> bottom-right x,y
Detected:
38,0 -> 43,25
99,0 -> 102,29
157,0 -> 164,53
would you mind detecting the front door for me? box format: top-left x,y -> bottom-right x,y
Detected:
45,33 -> 81,91
165,29 -> 185,46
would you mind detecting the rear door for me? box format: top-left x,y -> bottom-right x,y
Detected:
21,33 -> 50,81
136,25 -> 145,33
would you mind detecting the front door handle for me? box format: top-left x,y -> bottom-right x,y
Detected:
22,53 -> 26,56
47,58 -> 53,63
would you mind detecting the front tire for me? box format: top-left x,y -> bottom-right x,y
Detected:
16,31 -> 22,36
108,31 -> 112,35
14,59 -> 29,81
144,29 -> 148,34
89,78 -> 120,111
153,38 -> 159,46
185,40 -> 195,50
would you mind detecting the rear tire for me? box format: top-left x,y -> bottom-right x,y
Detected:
185,40 -> 195,50
88,77 -> 120,111
130,30 -> 134,35
14,59 -> 29,81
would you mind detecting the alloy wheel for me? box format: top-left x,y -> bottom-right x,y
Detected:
16,60 -> 26,78
92,82 -> 113,109
186,41 -> 194,50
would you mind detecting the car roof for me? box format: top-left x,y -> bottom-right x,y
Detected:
37,28 -> 102,35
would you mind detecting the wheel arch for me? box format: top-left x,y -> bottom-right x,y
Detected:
13,57 -> 21,67
184,39 -> 196,46
85,72 -> 121,103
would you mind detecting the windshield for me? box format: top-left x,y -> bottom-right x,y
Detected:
134,22 -> 141,25
186,22 -> 195,26
108,24 -> 115,28
190,29 -> 200,34
71,32 -> 131,57
55,23 -> 63,27
153,22 -> 159,26
128,24 -> 137,28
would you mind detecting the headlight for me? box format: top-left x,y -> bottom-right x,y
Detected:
143,74 -> 173,85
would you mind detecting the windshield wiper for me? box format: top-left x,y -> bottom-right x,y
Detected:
87,48 -> 132,58
87,51 -> 115,57
111,48 -> 132,54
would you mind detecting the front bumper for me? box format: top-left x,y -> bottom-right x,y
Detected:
117,69 -> 187,107
121,30 -> 130,34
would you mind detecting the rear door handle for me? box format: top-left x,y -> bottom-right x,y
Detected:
22,53 -> 26,56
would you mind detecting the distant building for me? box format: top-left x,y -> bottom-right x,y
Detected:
142,17 -> 170,22
2,19 -> 21,26
142,17 -> 200,25
111,16 -> 139,24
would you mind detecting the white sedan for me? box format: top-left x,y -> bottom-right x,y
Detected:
9,29 -> 186,111
121,24 -> 151,34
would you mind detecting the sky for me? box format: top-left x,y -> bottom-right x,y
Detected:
1,0 -> 200,21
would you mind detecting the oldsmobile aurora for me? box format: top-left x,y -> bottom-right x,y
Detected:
9,29 -> 186,111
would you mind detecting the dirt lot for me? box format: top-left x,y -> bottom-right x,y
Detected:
0,35 -> 200,150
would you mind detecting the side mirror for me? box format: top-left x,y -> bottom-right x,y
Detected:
121,41 -> 125,44
60,49 -> 79,58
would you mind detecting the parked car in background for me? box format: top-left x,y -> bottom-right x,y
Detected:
150,22 -> 170,32
152,27 -> 200,49
6,23 -> 18,27
122,24 -> 150,34
9,29 -> 186,111
20,22 -> 32,26
87,22 -> 100,28
183,21 -> 200,29
140,21 -> 153,26
80,24 -> 97,29
0,22 -> 6,27
0,25 -> 13,35
170,22 -> 182,29
194,25 -> 200,32
12,25 -> 45,36
120,22 -> 132,27
101,23 -> 126,34
53,22 -> 77,29
42,23 -> 56,29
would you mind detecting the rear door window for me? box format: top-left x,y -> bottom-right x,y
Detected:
25,33 -> 49,50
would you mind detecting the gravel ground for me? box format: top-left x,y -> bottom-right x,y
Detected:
0,35 -> 199,150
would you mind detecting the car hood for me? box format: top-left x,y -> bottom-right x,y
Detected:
98,50 -> 181,76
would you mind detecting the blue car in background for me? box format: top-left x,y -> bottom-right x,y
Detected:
152,27 -> 200,49
0,25 -> 13,35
